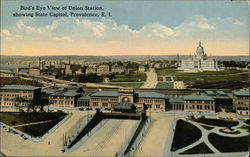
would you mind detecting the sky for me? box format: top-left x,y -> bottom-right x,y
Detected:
0,0 -> 249,56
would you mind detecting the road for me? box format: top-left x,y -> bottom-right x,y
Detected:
140,68 -> 158,88
0,110 -> 137,156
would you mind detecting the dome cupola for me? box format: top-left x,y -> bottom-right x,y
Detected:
196,41 -> 204,55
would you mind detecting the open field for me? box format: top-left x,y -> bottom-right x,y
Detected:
111,73 -> 146,82
156,82 -> 173,89
155,68 -> 249,82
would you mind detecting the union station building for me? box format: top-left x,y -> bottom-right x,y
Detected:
1,85 -> 248,115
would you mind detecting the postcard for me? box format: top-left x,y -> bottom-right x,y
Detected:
0,0 -> 249,156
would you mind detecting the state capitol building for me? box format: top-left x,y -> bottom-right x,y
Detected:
178,42 -> 219,72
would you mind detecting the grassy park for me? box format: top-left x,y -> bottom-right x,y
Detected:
156,82 -> 173,89
0,112 -> 67,137
155,68 -> 248,82
111,73 -> 146,82
190,117 -> 239,128
208,133 -> 250,152
171,120 -> 202,151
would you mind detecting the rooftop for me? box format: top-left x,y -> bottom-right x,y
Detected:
91,90 -> 167,99
184,93 -> 214,101
233,89 -> 250,96
167,95 -> 184,103
136,92 -> 166,99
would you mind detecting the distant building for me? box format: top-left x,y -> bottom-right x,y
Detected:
28,68 -> 41,76
65,64 -> 73,75
154,63 -> 168,68
178,42 -> 219,72
111,65 -> 125,74
97,64 -> 110,74
0,85 -> 41,107
86,67 -> 97,74
232,89 -> 250,116
138,65 -> 146,72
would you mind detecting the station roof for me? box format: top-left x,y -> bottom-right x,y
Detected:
135,92 -> 166,99
184,93 -> 214,101
78,95 -> 91,100
167,95 -> 184,103
0,85 -> 41,91
90,90 -> 167,99
51,90 -> 81,97
233,89 -> 250,96
91,91 -> 118,97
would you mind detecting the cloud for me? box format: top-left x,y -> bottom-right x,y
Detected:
0,15 -> 247,55
224,17 -> 243,25
1,29 -> 12,41
53,36 -> 74,42
140,23 -> 175,38
75,19 -> 106,38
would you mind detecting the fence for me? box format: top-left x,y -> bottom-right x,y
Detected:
63,113 -> 109,152
117,117 -> 151,157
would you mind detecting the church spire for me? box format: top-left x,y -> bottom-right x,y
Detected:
199,41 -> 201,46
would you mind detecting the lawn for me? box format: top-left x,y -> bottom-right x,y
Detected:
107,82 -> 143,88
111,73 -> 146,82
180,142 -> 213,154
208,133 -> 250,152
155,68 -> 248,82
0,112 -> 67,137
156,82 -> 173,89
191,117 -> 239,128
158,76 -> 163,81
174,69 -> 248,82
171,120 -> 202,151
155,68 -> 178,76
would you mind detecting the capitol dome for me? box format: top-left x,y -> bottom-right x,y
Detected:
196,41 -> 204,54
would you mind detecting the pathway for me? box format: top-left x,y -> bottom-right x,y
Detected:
140,68 -> 158,88
13,120 -> 53,128
165,118 -> 249,157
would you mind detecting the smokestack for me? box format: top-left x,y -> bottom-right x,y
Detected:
39,57 -> 41,70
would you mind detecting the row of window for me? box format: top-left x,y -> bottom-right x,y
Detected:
187,105 -> 214,110
50,96 -> 74,99
237,107 -> 249,110
236,96 -> 249,100
171,104 -> 184,110
0,94 -> 33,97
139,99 -> 163,103
186,100 -> 213,104
91,98 -> 119,102
50,100 -> 73,104
1,102 -> 27,106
